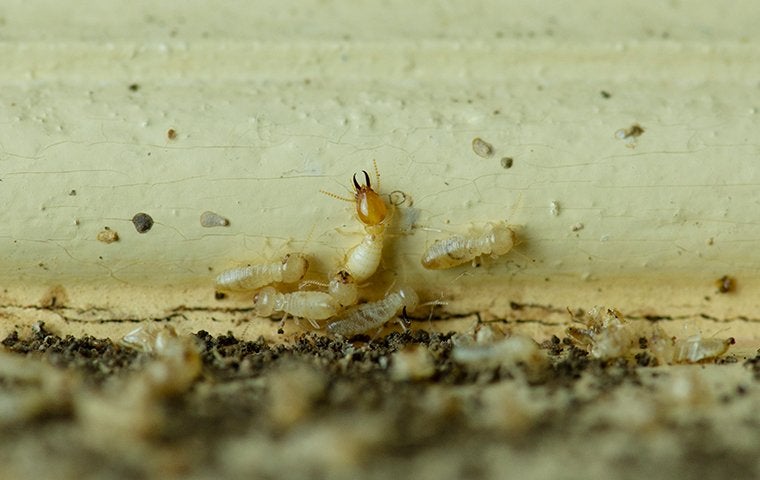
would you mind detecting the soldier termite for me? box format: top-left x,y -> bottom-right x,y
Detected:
214,253 -> 309,292
421,221 -> 516,270
253,286 -> 341,327
326,285 -> 419,337
321,159 -> 390,231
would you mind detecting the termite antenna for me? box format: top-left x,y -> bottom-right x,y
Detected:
299,279 -> 328,290
372,159 -> 381,190
320,189 -> 355,203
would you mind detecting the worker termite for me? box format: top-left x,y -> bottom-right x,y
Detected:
215,253 -> 309,292
322,159 -> 390,231
253,286 -> 341,326
649,330 -> 736,364
566,306 -> 636,360
343,228 -> 385,282
326,285 -> 419,337
300,269 -> 359,307
421,221 -> 516,270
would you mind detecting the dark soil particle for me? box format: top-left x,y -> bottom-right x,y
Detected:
131,212 -> 154,233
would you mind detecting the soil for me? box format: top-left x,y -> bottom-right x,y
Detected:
0,321 -> 758,480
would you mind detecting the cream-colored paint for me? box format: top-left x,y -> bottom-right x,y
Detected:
1,1 -> 759,340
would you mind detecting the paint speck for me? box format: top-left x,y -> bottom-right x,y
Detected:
500,157 -> 513,169
600,90 -> 611,99
167,128 -> 177,140
97,227 -> 119,244
131,212 -> 154,233
200,211 -> 230,227
128,83 -> 140,92
471,137 -> 494,158
571,223 -> 584,232
68,189 -> 77,196
550,201 -> 560,216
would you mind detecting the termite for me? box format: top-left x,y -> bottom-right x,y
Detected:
253,286 -> 340,326
326,285 -> 419,337
421,221 -> 516,270
215,253 -> 309,292
656,334 -> 735,364
672,335 -> 735,363
343,228 -> 385,282
322,159 -> 390,231
299,269 -> 359,307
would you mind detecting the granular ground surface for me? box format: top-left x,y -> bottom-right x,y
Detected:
0,322 -> 757,480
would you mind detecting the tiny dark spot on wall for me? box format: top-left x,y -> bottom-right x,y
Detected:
616,124 -> 645,139
492,109 -> 501,115
69,189 -> 77,196
716,275 -> 736,293
500,157 -> 513,169
214,291 -> 227,300
600,90 -> 611,99
132,213 -> 154,233
167,128 -> 177,140
40,285 -> 69,309
128,83 -> 140,92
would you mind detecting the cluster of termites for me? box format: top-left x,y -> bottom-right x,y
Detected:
567,306 -> 735,363
214,161 -> 518,336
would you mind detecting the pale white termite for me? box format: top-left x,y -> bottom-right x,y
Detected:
326,286 -> 419,337
672,335 -> 735,363
300,269 -> 359,307
253,286 -> 341,325
215,253 -> 309,292
649,332 -> 736,364
343,227 -> 385,282
421,222 -> 516,270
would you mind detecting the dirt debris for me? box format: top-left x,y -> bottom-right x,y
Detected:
0,323 -> 756,479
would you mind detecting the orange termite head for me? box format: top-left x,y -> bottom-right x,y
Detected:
352,170 -> 388,227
